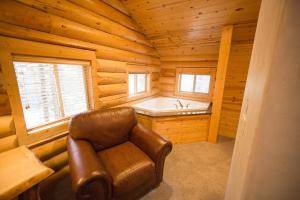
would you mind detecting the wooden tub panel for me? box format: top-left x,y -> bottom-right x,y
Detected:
137,114 -> 210,143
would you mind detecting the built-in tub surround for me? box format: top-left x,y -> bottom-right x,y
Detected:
132,97 -> 211,117
132,97 -> 211,143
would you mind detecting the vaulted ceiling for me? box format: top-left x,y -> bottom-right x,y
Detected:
121,0 -> 261,57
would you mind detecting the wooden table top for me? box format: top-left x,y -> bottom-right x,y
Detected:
0,146 -> 54,200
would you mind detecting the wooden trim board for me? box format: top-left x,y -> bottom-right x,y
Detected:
208,25 -> 233,143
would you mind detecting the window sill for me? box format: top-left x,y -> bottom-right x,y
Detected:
175,91 -> 212,101
28,119 -> 69,135
128,92 -> 150,102
19,119 -> 69,147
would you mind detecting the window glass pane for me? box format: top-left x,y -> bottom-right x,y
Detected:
137,74 -> 146,93
195,75 -> 211,93
128,74 -> 135,96
57,64 -> 88,116
180,74 -> 194,92
14,62 -> 60,129
14,61 -> 90,130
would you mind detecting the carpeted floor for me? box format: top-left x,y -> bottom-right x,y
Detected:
43,137 -> 234,200
141,137 -> 234,200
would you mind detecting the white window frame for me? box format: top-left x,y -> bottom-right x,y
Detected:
128,73 -> 147,96
175,68 -> 216,101
178,74 -> 211,94
127,72 -> 150,100
0,37 -> 99,146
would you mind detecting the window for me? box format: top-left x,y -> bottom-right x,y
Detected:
1,38 -> 97,145
179,74 -> 211,94
128,73 -> 147,96
13,61 -> 89,130
175,68 -> 216,100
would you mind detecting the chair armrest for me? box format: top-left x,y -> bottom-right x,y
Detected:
67,136 -> 111,200
130,123 -> 172,182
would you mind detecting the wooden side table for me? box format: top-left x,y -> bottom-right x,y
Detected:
0,146 -> 54,200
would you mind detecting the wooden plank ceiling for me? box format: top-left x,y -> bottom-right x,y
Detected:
121,0 -> 261,57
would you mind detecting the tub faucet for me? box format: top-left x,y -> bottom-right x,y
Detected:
186,103 -> 190,108
177,100 -> 184,109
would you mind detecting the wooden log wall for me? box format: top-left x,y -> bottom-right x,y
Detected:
160,60 -> 218,99
159,23 -> 256,138
97,59 -> 160,108
158,32 -> 220,99
0,0 -> 160,195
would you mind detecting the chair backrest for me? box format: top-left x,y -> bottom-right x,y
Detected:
69,107 -> 137,151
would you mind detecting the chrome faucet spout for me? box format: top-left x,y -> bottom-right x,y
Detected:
177,100 -> 184,109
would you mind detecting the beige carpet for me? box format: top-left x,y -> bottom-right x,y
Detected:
42,137 -> 234,200
141,137 -> 234,200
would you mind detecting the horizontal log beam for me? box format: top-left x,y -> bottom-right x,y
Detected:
97,59 -> 128,73
126,63 -> 161,73
161,68 -> 176,77
16,0 -> 152,47
160,77 -> 176,84
151,81 -> 159,88
95,45 -> 160,65
0,135 -> 18,153
0,22 -> 160,65
99,93 -> 128,108
0,36 -> 94,61
44,151 -> 68,171
0,96 -> 11,116
159,91 -> 174,97
0,1 -> 157,56
0,115 -> 15,138
31,137 -> 67,161
98,83 -> 127,97
160,54 -> 219,62
69,0 -> 140,31
151,87 -> 160,95
97,72 -> 127,85
151,72 -> 160,81
160,84 -> 175,92
162,61 -> 218,68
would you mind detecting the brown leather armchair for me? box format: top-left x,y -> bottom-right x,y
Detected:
67,107 -> 172,200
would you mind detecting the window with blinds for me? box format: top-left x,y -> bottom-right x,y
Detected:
13,61 -> 89,130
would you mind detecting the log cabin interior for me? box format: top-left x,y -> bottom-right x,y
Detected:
0,0 -> 299,200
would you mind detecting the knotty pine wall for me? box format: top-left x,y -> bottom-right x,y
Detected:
159,23 -> 256,138
219,43 -> 253,138
0,0 -> 159,193
218,23 -> 255,138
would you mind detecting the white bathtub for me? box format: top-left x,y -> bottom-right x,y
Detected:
132,97 -> 211,117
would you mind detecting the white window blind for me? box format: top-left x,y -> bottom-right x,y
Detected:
14,61 -> 89,130
128,73 -> 147,96
179,74 -> 211,94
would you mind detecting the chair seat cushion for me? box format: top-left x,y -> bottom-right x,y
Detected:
98,142 -> 156,198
